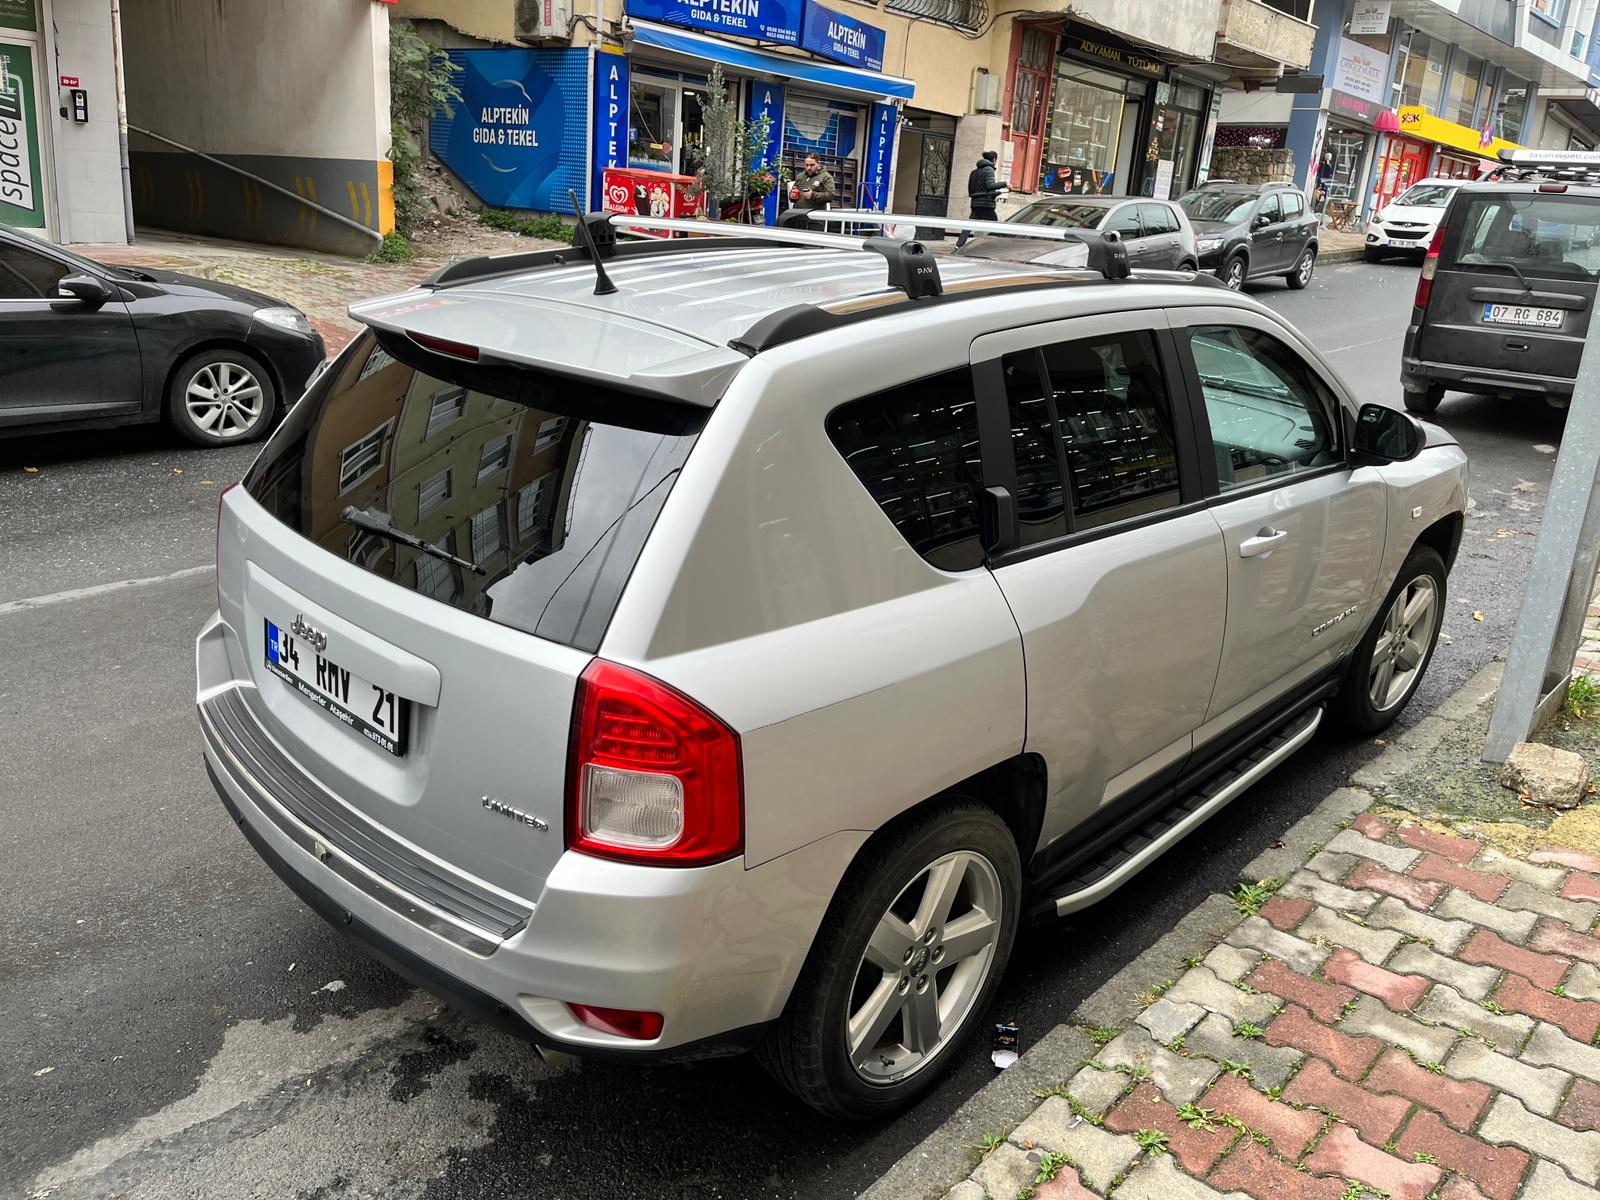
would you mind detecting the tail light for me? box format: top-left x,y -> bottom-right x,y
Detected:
215,482 -> 240,604
567,659 -> 743,866
1414,224 -> 1446,309
568,1003 -> 664,1040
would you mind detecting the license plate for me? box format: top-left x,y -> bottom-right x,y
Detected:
1482,303 -> 1564,329
264,619 -> 408,755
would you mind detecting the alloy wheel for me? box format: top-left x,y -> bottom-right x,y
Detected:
1297,251 -> 1315,285
1226,259 -> 1245,289
1369,574 -> 1439,711
185,361 -> 266,439
845,850 -> 1002,1086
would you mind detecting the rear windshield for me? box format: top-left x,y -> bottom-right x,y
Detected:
244,332 -> 701,652
1450,193 -> 1600,281
1178,190 -> 1257,222
1011,202 -> 1108,229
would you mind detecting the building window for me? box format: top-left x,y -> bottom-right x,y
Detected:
1392,28 -> 1448,114
338,426 -> 387,493
518,474 -> 551,541
418,467 -> 451,517
471,503 -> 505,562
426,386 -> 466,437
477,433 -> 511,481
1446,51 -> 1487,128
415,537 -> 460,604
347,530 -> 388,572
1496,76 -> 1530,141
883,0 -> 986,34
534,416 -> 565,450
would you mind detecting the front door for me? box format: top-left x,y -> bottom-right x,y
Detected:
914,131 -> 954,239
1171,312 -> 1386,733
1103,203 -> 1149,264
974,313 -> 1227,848
1006,24 -> 1054,192
0,236 -> 142,425
1250,193 -> 1290,272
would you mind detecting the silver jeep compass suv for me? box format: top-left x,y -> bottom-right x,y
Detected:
198,215 -> 1467,1118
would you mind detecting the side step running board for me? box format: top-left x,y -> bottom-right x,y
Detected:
1053,705 -> 1324,917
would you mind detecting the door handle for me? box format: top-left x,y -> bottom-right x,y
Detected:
1239,527 -> 1289,558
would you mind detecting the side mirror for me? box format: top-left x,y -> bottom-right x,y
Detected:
1251,213 -> 1272,230
1352,402 -> 1424,464
56,273 -> 113,305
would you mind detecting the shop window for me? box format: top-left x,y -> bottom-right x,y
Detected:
629,79 -> 679,172
1046,63 -> 1140,194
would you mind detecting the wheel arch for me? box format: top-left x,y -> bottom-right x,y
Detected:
1414,511 -> 1464,574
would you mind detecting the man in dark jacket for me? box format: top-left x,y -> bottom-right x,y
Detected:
957,150 -> 1006,247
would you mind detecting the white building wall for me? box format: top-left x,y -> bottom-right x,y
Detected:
41,0 -> 127,243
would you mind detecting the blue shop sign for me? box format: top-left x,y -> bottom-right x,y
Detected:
428,48 -> 589,211
625,0 -> 802,46
800,1 -> 885,72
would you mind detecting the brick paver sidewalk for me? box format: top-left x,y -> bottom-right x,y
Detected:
953,819 -> 1600,1200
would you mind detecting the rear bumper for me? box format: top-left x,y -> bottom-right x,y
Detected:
196,611 -> 861,1060
1402,339 -> 1574,399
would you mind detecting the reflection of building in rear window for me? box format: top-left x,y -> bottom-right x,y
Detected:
825,370 -> 985,572
419,467 -> 451,516
347,531 -> 387,570
534,416 -> 565,449
415,540 -> 459,603
517,474 -> 551,541
471,503 -> 505,562
478,433 -> 512,481
426,386 -> 466,436
338,426 -> 387,492
358,346 -> 396,381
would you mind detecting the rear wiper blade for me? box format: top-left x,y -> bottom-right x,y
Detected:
1477,259 -> 1534,291
341,506 -> 486,575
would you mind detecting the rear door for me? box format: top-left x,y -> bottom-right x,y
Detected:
974,312 -> 1227,848
224,331 -> 703,902
0,235 -> 141,425
1417,188 -> 1600,382
1170,308 -> 1386,732
1279,191 -> 1314,264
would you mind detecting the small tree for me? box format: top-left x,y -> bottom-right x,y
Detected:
388,21 -> 464,236
696,65 -> 778,222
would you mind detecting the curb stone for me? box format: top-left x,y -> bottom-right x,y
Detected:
860,659 -> 1507,1200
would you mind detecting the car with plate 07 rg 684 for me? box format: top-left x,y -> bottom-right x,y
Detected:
197,212 -> 1466,1120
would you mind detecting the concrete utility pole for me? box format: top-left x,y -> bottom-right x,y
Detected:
1482,164 -> 1600,762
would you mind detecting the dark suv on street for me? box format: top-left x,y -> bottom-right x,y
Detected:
1178,182 -> 1320,291
1402,150 -> 1600,414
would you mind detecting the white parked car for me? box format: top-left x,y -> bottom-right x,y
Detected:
1365,179 -> 1458,262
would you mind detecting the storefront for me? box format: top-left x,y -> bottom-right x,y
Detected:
1371,104 -> 1520,210
1033,20 -> 1212,199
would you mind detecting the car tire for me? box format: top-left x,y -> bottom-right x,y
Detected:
1286,246 -> 1316,289
1363,247 -> 1384,264
1220,254 -> 1248,290
166,348 -> 278,446
1331,545 -> 1447,735
756,800 -> 1021,1120
1178,259 -> 1198,272
1403,385 -> 1445,415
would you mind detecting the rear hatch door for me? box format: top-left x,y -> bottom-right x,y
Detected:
1419,188 -> 1600,384
221,326 -> 706,906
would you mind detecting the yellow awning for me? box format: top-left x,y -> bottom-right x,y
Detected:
1395,106 -> 1521,160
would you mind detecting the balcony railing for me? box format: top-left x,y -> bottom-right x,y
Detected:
1214,0 -> 1317,71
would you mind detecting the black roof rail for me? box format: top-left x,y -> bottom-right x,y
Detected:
423,233 -> 789,289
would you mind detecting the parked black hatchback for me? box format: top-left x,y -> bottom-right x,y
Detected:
1177,182 -> 1319,291
1401,150 -> 1600,415
0,223 -> 325,445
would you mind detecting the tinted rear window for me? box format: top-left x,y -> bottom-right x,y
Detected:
244,332 -> 701,652
1450,193 -> 1600,281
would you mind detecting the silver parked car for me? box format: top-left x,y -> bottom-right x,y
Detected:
198,217 -> 1467,1119
954,194 -> 1200,270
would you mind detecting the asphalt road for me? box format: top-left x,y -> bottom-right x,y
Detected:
1,259 -> 1569,1200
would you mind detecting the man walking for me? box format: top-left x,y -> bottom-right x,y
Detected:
957,150 -> 1006,247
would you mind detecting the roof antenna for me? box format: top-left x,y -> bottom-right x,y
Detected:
567,189 -> 618,296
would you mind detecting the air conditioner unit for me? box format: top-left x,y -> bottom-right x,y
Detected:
973,71 -> 1002,115
516,0 -> 573,41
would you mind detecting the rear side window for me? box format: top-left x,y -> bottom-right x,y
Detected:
1282,192 -> 1305,219
826,370 -> 985,572
1140,204 -> 1179,235
1451,193 -> 1600,281
245,332 -> 701,652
